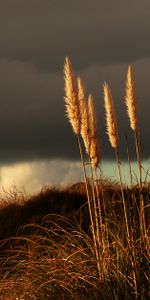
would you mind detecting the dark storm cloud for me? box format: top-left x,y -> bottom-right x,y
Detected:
0,59 -> 74,161
0,0 -> 150,70
0,0 -> 149,162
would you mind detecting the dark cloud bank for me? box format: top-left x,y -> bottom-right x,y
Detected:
0,0 -> 150,163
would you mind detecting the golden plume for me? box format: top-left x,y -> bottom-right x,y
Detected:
64,57 -> 80,135
88,95 -> 100,169
77,77 -> 90,154
125,65 -> 137,131
103,83 -> 119,148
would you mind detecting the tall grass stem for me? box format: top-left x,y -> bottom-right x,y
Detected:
77,134 -> 101,277
115,147 -> 130,241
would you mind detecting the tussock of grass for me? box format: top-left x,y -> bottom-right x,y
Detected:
63,58 -> 150,299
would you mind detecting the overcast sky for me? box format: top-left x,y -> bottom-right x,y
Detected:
0,0 -> 149,191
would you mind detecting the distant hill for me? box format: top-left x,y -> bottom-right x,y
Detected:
0,183 -> 90,241
0,181 -> 149,242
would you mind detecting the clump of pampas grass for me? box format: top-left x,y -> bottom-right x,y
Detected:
64,60 -> 102,277
64,59 -> 99,272
63,58 -> 149,298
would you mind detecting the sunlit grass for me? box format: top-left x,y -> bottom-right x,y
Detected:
0,182 -> 149,299
0,60 -> 149,300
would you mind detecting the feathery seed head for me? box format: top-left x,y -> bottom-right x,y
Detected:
103,83 -> 119,148
90,141 -> 100,170
125,65 -> 137,131
88,95 -> 98,140
77,77 -> 90,154
64,57 -> 80,135
88,95 -> 100,169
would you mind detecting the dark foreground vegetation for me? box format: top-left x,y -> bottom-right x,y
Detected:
0,181 -> 149,300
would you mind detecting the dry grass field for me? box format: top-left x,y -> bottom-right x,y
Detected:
0,182 -> 149,300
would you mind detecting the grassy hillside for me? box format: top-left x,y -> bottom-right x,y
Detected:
0,182 -> 149,300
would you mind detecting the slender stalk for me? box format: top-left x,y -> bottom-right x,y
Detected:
125,134 -> 133,189
77,134 -> 101,277
91,165 -> 111,277
125,133 -> 140,218
125,134 -> 140,296
89,161 -> 102,251
89,164 -> 99,229
134,130 -> 142,189
134,130 -> 146,236
115,147 -> 130,241
94,168 -> 110,265
103,82 -> 130,240
94,168 -> 106,239
115,148 -> 139,298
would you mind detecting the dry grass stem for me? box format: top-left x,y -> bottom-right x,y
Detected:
125,65 -> 137,132
64,57 -> 80,135
103,83 -> 130,240
125,66 -> 146,233
78,81 -> 102,274
103,83 -> 119,148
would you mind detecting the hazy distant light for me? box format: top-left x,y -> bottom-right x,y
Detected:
0,159 -> 149,194
101,160 -> 150,184
0,160 -> 82,194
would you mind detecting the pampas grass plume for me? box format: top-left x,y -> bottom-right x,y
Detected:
64,57 -> 80,135
78,77 -> 90,155
125,65 -> 137,131
88,95 -> 100,169
103,83 -> 119,148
